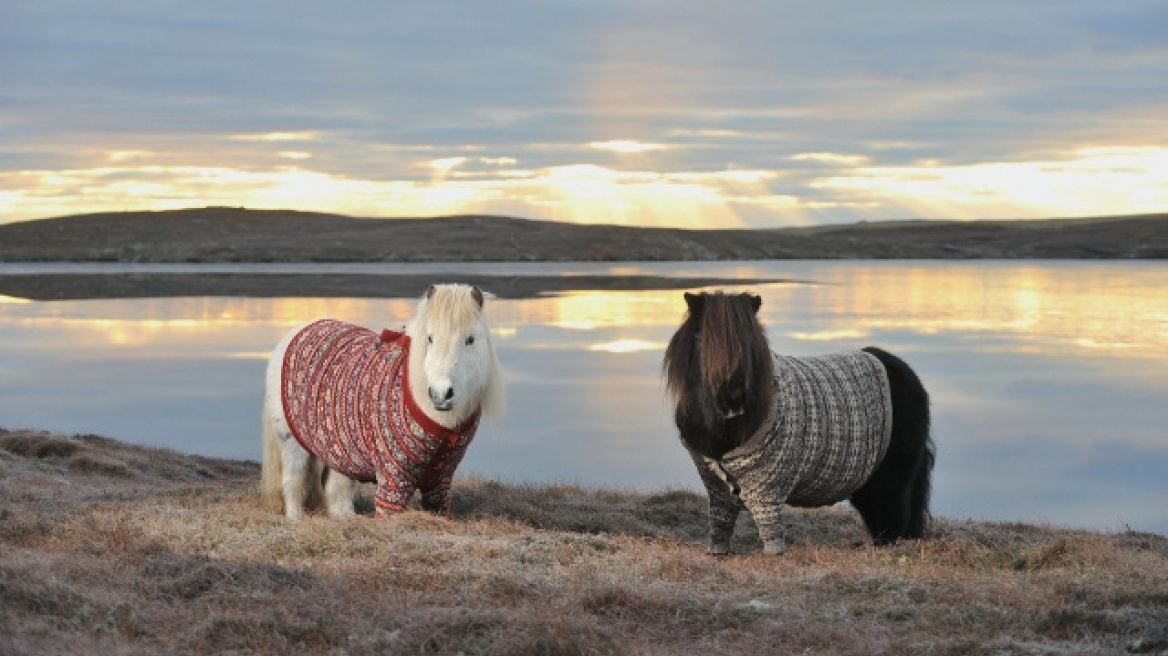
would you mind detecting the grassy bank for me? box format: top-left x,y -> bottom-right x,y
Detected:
2,429 -> 1166,655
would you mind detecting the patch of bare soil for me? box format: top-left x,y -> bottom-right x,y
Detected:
3,429 -> 1167,655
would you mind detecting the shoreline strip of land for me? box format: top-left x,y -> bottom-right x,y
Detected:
2,208 -> 1166,263
2,208 -> 1163,300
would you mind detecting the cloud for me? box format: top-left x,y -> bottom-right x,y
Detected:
3,146 -> 1165,228
1,1 -> 1165,226
590,141 -> 667,154
812,146 -> 1168,220
0,160 -> 772,228
429,157 -> 469,172
232,132 -> 317,142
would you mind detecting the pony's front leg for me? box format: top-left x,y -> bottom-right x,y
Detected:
706,499 -> 741,555
739,493 -> 787,554
373,481 -> 413,518
419,480 -> 453,518
690,452 -> 745,555
324,469 -> 360,517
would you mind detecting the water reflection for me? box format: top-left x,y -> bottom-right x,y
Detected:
1,262 -> 1165,534
760,262 -> 1168,357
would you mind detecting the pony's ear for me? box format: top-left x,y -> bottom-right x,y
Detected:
684,292 -> 705,316
746,293 -> 762,314
425,285 -> 437,300
471,285 -> 484,308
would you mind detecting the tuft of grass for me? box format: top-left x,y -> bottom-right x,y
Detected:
2,428 -> 1167,655
453,477 -> 712,541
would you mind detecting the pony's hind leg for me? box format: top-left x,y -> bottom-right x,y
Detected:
903,438 -> 935,539
323,469 -> 360,517
280,438 -> 324,520
260,406 -> 286,514
263,325 -> 326,519
851,346 -> 935,543
850,475 -> 913,544
262,387 -> 323,519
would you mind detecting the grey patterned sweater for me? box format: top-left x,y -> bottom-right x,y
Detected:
688,350 -> 893,554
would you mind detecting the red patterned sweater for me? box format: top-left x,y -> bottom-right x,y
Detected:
281,319 -> 481,517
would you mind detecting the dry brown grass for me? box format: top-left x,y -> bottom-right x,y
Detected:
2,428 -> 1167,656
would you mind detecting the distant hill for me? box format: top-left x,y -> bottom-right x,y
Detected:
1,207 -> 1166,261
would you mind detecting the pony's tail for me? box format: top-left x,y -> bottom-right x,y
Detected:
906,434 -> 935,538
855,346 -> 935,542
260,397 -> 285,515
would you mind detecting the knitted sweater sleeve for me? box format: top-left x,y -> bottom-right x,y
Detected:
687,448 -> 746,554
419,457 -> 458,516
418,428 -> 475,517
373,478 -> 414,517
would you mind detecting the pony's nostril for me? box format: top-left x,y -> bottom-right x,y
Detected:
429,386 -> 455,408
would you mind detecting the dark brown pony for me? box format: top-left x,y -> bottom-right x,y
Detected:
663,291 -> 935,549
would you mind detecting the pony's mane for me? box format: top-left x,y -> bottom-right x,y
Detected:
663,304 -> 700,410
663,292 -> 774,453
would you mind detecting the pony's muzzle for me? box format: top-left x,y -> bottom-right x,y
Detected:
428,385 -> 455,411
716,382 -> 748,421
719,407 -> 746,421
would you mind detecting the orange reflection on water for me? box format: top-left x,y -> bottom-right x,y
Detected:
537,291 -> 680,330
486,264 -> 1168,359
6,264 -> 1163,360
8,297 -> 422,356
770,263 -> 1168,356
490,263 -> 1168,359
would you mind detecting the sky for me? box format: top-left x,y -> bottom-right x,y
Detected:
2,1 -> 1166,229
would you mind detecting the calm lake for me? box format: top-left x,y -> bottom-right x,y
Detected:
2,261 -> 1166,535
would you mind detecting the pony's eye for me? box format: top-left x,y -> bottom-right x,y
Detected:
465,335 -> 475,346
427,335 -> 433,344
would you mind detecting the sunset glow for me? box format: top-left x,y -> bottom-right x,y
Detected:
590,140 -> 667,154
2,3 -> 1165,228
814,147 -> 1168,221
2,146 -> 1163,228
3,264 -> 1163,362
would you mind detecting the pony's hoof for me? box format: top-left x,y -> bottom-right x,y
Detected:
763,539 -> 788,555
708,544 -> 733,556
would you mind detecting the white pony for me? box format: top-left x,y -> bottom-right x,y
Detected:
260,284 -> 505,519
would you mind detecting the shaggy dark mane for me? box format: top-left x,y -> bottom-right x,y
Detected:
663,292 -> 775,459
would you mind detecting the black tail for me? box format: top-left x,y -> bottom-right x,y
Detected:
850,346 -> 935,544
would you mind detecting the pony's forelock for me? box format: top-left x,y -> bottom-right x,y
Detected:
698,295 -> 761,392
409,284 -> 485,339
